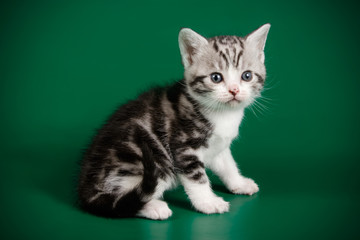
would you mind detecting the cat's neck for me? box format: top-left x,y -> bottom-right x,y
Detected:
205,106 -> 244,129
198,101 -> 245,141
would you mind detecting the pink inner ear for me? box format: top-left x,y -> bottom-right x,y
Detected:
179,28 -> 209,67
186,44 -> 194,65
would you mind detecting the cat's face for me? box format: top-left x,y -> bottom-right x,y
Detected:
179,24 -> 270,110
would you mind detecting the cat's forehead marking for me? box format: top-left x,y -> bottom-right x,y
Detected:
209,36 -> 245,69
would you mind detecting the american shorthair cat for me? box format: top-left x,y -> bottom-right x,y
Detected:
78,24 -> 271,220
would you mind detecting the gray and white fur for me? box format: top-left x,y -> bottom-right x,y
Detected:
78,24 -> 271,220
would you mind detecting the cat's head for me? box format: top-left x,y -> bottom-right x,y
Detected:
179,24 -> 270,110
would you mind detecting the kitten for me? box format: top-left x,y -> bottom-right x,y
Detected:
78,24 -> 271,220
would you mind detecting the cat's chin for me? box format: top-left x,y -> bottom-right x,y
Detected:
226,99 -> 242,107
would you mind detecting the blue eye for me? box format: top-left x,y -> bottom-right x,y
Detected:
241,71 -> 252,81
210,73 -> 223,83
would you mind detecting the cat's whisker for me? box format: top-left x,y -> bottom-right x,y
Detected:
251,104 -> 265,117
257,95 -> 274,102
248,103 -> 260,119
262,79 -> 280,92
254,99 -> 271,110
251,98 -> 273,117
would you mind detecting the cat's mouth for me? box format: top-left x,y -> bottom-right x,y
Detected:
217,95 -> 242,106
227,98 -> 241,105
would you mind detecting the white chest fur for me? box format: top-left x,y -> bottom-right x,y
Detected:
202,108 -> 244,161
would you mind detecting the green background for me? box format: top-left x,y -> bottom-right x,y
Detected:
1,0 -> 359,239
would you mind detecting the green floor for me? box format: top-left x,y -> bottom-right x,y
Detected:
1,0 -> 359,239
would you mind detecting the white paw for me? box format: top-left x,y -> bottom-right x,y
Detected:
230,177 -> 259,195
192,196 -> 230,214
137,199 -> 172,220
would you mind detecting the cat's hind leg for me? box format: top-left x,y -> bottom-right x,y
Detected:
137,199 -> 172,220
136,177 -> 175,220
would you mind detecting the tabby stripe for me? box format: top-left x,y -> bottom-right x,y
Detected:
213,41 -> 219,52
184,137 -> 206,149
181,155 -> 198,162
190,76 -> 207,87
238,37 -> 244,48
134,124 -> 172,162
193,88 -> 211,94
232,47 -> 237,65
255,73 -> 265,84
218,36 -> 227,44
219,51 -> 229,67
189,171 -> 207,183
117,169 -> 142,176
115,143 -> 142,163
190,171 -> 204,181
236,50 -> 243,67
151,91 -> 169,147
190,76 -> 212,94
182,158 -> 205,174
225,48 -> 230,57
133,126 -> 174,180
175,154 -> 205,175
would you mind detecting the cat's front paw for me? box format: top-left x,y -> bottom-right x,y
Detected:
230,177 -> 259,195
192,196 -> 230,214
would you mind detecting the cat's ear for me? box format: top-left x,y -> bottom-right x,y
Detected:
246,23 -> 271,62
178,28 -> 208,68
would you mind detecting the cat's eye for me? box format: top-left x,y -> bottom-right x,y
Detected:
210,72 -> 223,83
241,71 -> 253,82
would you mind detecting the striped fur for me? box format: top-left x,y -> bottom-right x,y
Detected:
78,24 -> 270,220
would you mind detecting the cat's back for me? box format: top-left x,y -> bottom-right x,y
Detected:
82,83 -> 180,163
107,87 -> 165,124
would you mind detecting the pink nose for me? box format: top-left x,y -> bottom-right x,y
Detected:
228,86 -> 239,96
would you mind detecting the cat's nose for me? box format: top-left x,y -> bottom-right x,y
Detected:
228,86 -> 239,96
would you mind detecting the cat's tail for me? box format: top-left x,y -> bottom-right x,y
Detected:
78,140 -> 159,218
